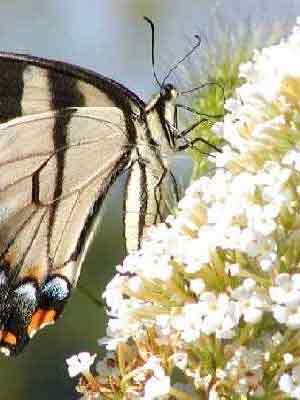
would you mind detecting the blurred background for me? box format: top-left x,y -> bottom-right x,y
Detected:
0,0 -> 300,398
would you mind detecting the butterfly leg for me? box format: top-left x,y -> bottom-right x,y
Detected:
176,138 -> 219,157
169,170 -> 180,203
176,103 -> 224,120
177,119 -> 205,138
177,119 -> 221,153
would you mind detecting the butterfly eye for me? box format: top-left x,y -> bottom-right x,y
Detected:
161,84 -> 177,99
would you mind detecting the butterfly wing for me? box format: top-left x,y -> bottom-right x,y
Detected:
0,53 -> 146,356
0,107 -> 130,356
124,159 -> 177,253
0,53 -> 178,356
0,52 -> 144,123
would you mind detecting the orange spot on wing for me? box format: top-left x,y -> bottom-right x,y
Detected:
28,309 -> 44,334
28,309 -> 57,337
42,310 -> 56,325
2,331 -> 17,345
19,264 -> 45,284
3,253 -> 15,268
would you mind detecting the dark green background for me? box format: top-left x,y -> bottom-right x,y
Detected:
0,1 -> 299,398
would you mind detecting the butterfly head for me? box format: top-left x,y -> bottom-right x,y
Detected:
160,83 -> 178,101
145,83 -> 178,112
142,84 -> 179,151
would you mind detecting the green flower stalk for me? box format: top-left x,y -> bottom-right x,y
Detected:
67,18 -> 300,400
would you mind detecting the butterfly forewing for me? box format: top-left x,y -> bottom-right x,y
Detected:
0,52 -> 144,122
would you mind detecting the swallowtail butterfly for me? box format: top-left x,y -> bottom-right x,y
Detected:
0,18 -> 217,356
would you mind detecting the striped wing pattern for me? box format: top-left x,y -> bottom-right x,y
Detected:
0,53 -> 175,356
0,55 -> 141,356
124,160 -> 171,253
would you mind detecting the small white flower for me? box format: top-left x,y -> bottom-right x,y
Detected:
132,357 -> 171,399
258,251 -> 277,272
279,373 -> 294,395
169,352 -> 188,370
284,353 -> 294,365
208,387 -> 220,400
127,276 -> 143,292
272,332 -> 284,346
156,314 -> 172,336
143,375 -> 170,399
282,149 -> 300,171
190,278 -> 205,295
270,274 -> 300,329
279,365 -> 300,398
225,263 -> 240,276
66,352 -> 96,378
199,292 -> 241,338
246,204 -> 277,236
231,278 -> 269,324
142,356 -> 164,374
216,368 -> 227,380
172,303 -> 204,342
102,274 -> 127,313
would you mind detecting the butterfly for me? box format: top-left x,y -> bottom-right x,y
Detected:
0,17 -> 219,356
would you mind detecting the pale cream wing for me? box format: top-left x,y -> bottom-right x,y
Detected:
0,52 -> 144,123
0,107 -> 130,356
123,160 -> 176,253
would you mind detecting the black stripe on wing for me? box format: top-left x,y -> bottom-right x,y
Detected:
47,71 -> 85,265
138,162 -> 148,243
72,149 -> 131,263
0,52 -> 143,146
123,160 -> 148,253
0,52 -> 144,108
0,59 -> 26,123
0,107 -> 131,356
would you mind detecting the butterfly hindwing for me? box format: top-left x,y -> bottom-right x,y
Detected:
0,107 -> 130,355
124,159 -> 177,253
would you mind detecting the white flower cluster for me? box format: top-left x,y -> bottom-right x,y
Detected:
69,19 -> 300,400
280,364 -> 300,399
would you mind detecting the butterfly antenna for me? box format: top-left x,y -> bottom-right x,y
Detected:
180,81 -> 225,102
162,34 -> 202,86
177,103 -> 224,119
144,16 -> 162,89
